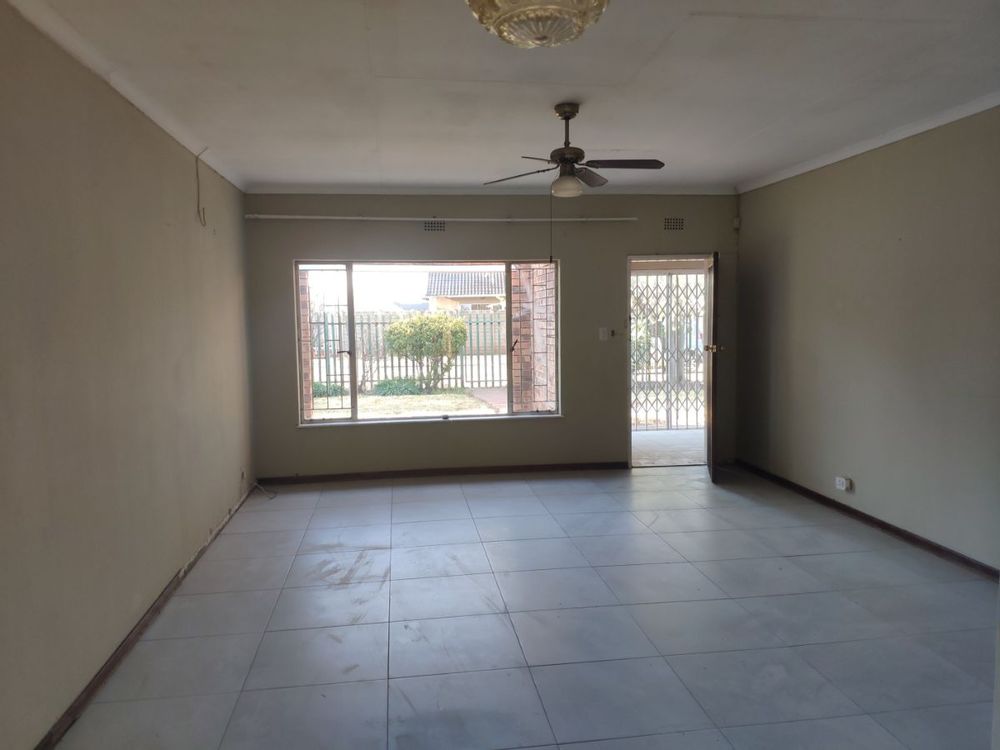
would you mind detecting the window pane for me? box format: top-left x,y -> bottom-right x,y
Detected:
297,264 -> 351,422
352,263 -> 507,420
511,262 -> 559,413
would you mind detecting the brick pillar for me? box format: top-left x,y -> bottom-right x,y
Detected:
511,264 -> 557,412
298,269 -> 313,421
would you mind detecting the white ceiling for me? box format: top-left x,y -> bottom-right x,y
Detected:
13,0 -> 1000,193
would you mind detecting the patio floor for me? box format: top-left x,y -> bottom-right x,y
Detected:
632,429 -> 706,467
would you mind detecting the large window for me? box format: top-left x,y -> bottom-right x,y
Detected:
296,261 -> 559,424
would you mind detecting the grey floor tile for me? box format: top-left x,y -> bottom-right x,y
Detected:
608,491 -> 704,511
596,563 -> 727,604
872,702 -> 994,750
390,573 -> 505,620
284,549 -> 390,588
392,482 -> 466,503
528,477 -> 603,495
465,495 -> 549,517
633,509 -> 736,533
389,613 -> 525,677
241,490 -> 318,513
531,657 -> 712,743
221,680 -> 387,750
484,538 -> 589,572
737,591 -> 896,645
178,556 -> 293,594
659,529 -> 778,561
558,730 -> 732,750
723,715 -> 905,749
911,629 -> 996,686
748,524 -> 894,556
844,581 -> 999,634
143,590 -> 279,640
572,534 -> 685,565
202,530 -> 305,561
694,557 -> 828,597
460,478 -> 534,497
391,542 -> 491,579
796,636 -> 993,712
555,512 -> 650,537
511,606 -> 657,665
886,547 -> 994,583
96,634 -> 260,701
391,519 -> 480,547
318,485 -> 392,505
297,524 -> 390,554
268,581 -> 389,630
223,510 -> 313,534
712,504 -> 841,529
388,668 -> 554,749
496,567 -> 618,611
791,551 -> 929,589
474,514 -> 567,541
245,623 -> 388,689
628,599 -> 784,654
391,497 -> 471,523
541,494 -> 628,514
59,693 -> 239,750
309,504 -> 390,529
667,647 -> 860,726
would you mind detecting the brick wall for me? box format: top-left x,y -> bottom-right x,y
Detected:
297,269 -> 313,421
511,263 -> 558,412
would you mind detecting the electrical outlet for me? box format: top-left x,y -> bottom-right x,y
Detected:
835,476 -> 854,492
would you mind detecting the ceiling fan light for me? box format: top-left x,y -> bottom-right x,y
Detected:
551,173 -> 584,198
466,0 -> 609,49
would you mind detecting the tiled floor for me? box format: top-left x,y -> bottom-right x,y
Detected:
59,466 -> 997,749
632,429 -> 706,466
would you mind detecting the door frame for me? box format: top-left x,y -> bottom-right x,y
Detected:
625,254 -> 716,470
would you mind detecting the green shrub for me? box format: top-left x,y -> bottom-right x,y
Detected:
312,381 -> 347,398
384,313 -> 467,391
371,378 -> 423,396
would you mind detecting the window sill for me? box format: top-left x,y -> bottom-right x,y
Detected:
297,412 -> 563,428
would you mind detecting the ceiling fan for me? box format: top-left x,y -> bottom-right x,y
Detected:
485,102 -> 664,197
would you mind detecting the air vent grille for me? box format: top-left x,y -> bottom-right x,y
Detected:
423,220 -> 446,232
663,217 -> 685,231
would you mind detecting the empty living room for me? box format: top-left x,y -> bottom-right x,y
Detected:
2,1 -> 999,749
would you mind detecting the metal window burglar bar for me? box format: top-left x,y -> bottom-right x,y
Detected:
295,261 -> 560,424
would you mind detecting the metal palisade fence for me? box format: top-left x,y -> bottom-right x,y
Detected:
310,310 -> 508,392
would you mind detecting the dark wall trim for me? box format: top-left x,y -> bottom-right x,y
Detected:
33,487 -> 256,750
260,461 -> 629,485
736,460 -> 998,579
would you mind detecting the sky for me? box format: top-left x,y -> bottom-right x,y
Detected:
303,263 -> 504,311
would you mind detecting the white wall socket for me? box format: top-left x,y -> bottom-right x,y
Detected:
835,476 -> 854,492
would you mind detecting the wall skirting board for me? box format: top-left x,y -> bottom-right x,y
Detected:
259,461 -> 631,485
32,486 -> 257,750
736,460 -> 999,580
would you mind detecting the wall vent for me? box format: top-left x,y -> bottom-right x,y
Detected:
423,220 -> 446,232
663,217 -> 685,231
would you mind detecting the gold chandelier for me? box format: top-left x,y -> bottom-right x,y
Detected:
466,1 -> 609,49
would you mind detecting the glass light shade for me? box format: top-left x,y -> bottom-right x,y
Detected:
551,173 -> 584,198
467,0 -> 609,48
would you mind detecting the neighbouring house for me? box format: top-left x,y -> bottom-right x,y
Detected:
425,270 -> 505,311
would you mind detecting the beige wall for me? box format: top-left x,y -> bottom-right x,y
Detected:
0,6 -> 253,748
245,194 -> 738,478
737,106 -> 1000,569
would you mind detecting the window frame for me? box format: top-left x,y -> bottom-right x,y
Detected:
294,259 -> 561,427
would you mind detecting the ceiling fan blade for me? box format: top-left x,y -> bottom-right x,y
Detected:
521,156 -> 554,163
483,166 -> 557,186
576,167 -> 608,188
583,159 -> 665,170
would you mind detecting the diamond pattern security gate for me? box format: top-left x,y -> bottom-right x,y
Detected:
630,269 -> 706,430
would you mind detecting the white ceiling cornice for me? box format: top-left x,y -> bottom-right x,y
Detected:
737,90 -> 1000,194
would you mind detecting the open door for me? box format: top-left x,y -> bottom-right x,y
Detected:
704,252 -> 719,482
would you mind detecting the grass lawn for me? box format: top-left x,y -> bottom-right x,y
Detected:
310,391 -> 499,421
